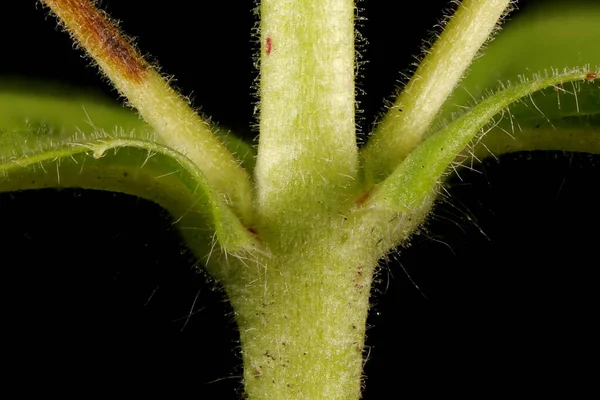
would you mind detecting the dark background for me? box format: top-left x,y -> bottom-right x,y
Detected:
1,1 -> 598,397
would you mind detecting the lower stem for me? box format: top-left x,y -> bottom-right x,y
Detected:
224,240 -> 378,399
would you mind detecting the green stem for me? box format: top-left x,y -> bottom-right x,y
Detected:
255,0 -> 359,245
223,220 -> 381,400
362,0 -> 512,183
220,197 -> 433,399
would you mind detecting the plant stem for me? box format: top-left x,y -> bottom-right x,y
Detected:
362,0 -> 512,184
219,196 -> 432,399
255,0 -> 359,244
223,222 -> 381,400
42,0 -> 254,223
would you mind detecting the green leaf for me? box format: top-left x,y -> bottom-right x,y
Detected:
0,87 -> 259,279
363,2 -> 600,220
365,68 -> 597,215
0,83 -> 257,172
433,2 -> 600,158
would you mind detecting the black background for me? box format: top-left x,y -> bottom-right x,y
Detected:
1,1 -> 598,397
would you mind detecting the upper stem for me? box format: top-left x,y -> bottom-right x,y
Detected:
255,0 -> 359,245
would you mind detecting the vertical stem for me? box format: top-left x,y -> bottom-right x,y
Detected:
224,228 -> 380,400
255,0 -> 358,243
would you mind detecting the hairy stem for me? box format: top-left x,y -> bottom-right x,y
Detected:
42,0 -> 253,223
362,0 -> 512,183
223,219 -> 382,400
255,0 -> 358,246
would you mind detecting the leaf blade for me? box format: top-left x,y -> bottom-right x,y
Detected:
0,89 -> 259,279
433,1 -> 600,159
365,68 -> 598,215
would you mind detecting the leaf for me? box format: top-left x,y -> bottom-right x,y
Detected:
0,87 -> 259,279
432,2 -> 600,158
363,2 -> 600,219
0,83 -> 257,172
365,69 -> 597,215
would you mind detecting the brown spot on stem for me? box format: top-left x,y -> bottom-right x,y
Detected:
354,265 -> 368,290
266,36 -> 273,56
356,189 -> 372,207
585,72 -> 597,81
43,0 -> 148,83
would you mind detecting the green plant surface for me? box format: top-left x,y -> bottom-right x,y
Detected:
1,0 -> 599,399
366,68 -> 599,219
0,90 -> 259,277
360,0 -> 512,183
436,3 -> 600,158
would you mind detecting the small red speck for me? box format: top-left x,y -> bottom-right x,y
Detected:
266,36 -> 272,56
585,72 -> 597,80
